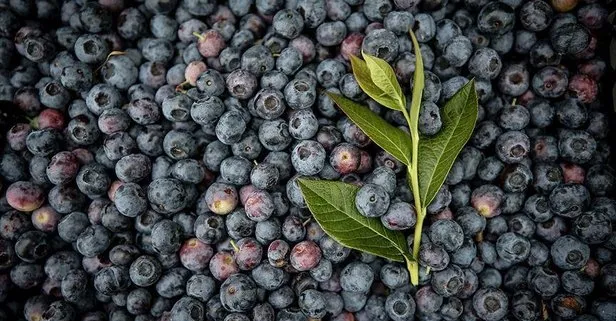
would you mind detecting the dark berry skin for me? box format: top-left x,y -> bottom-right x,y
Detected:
268,239 -> 290,268
129,255 -> 162,287
0,210 -> 33,240
151,219 -> 183,255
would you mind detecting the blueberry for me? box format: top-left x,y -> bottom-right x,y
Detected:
382,11 -> 414,35
550,23 -> 591,55
272,9 -> 304,40
341,290 -> 367,312
495,130 -> 530,164
418,101 -> 442,136
151,219 -> 183,254
315,21 -> 347,47
114,183 -> 148,217
74,34 -> 110,64
551,235 -> 590,270
296,0 -> 327,28
220,156 -> 252,185
340,261 -> 373,293
519,0 -> 553,32
468,48 -> 502,80
366,291 -> 405,321
355,183 -> 390,218
219,273 -> 257,313
472,287 -> 509,321
361,29 -> 398,62
148,178 -> 187,214
549,183 -> 590,218
415,286 -> 443,314
94,265 -> 131,296
573,210 -> 611,245
169,296 -> 205,321
381,201 -> 416,231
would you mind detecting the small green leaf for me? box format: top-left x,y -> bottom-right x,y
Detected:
417,79 -> 478,206
350,55 -> 402,111
362,52 -> 406,111
408,29 -> 424,138
327,92 -> 412,165
298,179 -> 411,262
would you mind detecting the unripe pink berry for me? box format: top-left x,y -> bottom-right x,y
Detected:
340,33 -> 364,61
195,30 -> 226,58
568,74 -> 598,104
184,61 -> 208,86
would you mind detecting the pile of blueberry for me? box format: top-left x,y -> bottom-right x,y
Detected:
0,0 -> 615,320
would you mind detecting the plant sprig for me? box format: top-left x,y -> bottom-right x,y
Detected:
298,29 -> 479,286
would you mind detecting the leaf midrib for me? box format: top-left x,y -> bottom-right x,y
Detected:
301,181 -> 407,260
418,87 -> 473,204
347,105 -> 411,165
365,56 -> 405,109
328,93 -> 411,165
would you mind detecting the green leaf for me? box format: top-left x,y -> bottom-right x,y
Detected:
327,92 -> 412,165
298,179 -> 411,262
361,52 -> 406,111
408,29 -> 424,138
417,79 -> 478,206
349,55 -> 402,111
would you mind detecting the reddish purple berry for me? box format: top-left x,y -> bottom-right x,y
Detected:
290,240 -> 321,271
180,238 -> 214,272
31,206 -> 61,232
356,150 -> 372,174
37,109 -> 65,130
195,30 -> 226,58
289,36 -> 316,63
184,61 -> 208,86
340,33 -> 363,61
471,184 -> 504,218
244,190 -> 275,222
7,181 -> 45,212
568,74 -> 598,104
46,151 -> 80,185
329,143 -> 361,175
560,163 -> 585,184
209,251 -> 239,281
233,237 -> 263,271
71,148 -> 95,164
239,185 -> 258,205
205,183 -> 239,215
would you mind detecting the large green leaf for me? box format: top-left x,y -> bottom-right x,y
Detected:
408,30 -> 424,134
417,79 -> 478,206
327,92 -> 412,165
362,52 -> 406,111
298,179 -> 411,262
349,55 -> 402,111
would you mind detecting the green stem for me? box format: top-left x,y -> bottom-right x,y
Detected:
401,104 -> 424,286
